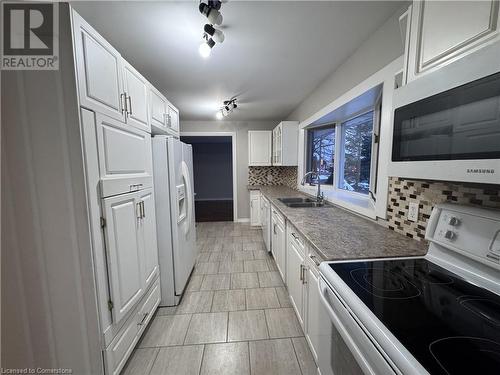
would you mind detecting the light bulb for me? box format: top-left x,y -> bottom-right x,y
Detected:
216,111 -> 223,120
207,9 -> 223,25
199,42 -> 211,58
204,24 -> 225,43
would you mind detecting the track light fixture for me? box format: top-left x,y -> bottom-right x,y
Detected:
204,24 -> 225,44
199,2 -> 223,25
198,0 -> 227,57
216,98 -> 237,119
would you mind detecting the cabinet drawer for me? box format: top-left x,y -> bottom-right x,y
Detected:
138,278 -> 160,335
104,278 -> 160,375
271,206 -> 285,226
287,223 -> 305,255
105,312 -> 139,375
96,113 -> 153,197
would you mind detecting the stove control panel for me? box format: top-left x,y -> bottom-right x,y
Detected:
426,204 -> 500,269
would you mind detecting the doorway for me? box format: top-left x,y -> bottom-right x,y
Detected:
181,134 -> 236,222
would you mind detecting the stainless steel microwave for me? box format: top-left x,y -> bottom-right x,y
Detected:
389,44 -> 500,184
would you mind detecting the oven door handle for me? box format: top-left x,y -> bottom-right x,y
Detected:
318,278 -> 381,375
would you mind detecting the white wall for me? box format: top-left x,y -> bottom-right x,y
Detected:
181,121 -> 277,220
287,6 -> 406,122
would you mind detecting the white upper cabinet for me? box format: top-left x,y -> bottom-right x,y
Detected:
103,191 -> 144,323
123,60 -> 150,133
248,131 -> 272,166
72,11 -> 125,122
137,189 -> 159,290
272,121 -> 299,166
405,0 -> 500,83
149,85 -> 170,135
167,102 -> 180,134
95,113 -> 153,197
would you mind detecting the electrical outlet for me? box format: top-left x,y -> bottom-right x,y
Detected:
408,202 -> 419,222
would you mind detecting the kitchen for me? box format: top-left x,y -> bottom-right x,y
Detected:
2,1 -> 500,375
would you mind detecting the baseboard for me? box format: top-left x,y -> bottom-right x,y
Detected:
236,218 -> 250,223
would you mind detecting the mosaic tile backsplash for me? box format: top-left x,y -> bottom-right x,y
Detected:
248,166 -> 298,189
386,177 -> 500,241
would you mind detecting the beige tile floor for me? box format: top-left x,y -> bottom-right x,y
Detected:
123,222 -> 317,375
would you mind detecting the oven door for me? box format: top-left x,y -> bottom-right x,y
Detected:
317,277 -> 398,375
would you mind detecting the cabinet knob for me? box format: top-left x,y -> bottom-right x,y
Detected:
444,230 -> 456,240
448,217 -> 460,226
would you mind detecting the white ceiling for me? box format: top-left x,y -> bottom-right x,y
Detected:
72,1 -> 404,121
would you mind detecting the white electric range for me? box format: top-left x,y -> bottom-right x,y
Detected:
318,203 -> 500,375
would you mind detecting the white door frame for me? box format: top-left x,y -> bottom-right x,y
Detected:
180,131 -> 238,222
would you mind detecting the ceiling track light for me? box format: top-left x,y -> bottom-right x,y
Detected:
204,24 -> 224,43
199,2 -> 223,25
216,98 -> 237,119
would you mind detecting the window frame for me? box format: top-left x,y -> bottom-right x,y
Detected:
305,108 -> 380,201
306,123 -> 336,186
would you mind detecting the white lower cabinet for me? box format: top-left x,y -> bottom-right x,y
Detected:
103,187 -> 158,324
138,189 -> 159,290
250,190 -> 261,226
105,278 -> 160,375
305,259 -> 322,363
286,228 -> 306,328
103,191 -> 144,323
271,206 -> 286,281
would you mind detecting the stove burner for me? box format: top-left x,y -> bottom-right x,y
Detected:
430,337 -> 500,375
350,268 -> 421,299
458,296 -> 500,327
403,266 -> 454,285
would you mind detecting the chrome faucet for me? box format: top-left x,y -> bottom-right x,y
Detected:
301,171 -> 324,204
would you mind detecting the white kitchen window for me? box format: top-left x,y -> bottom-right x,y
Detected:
304,86 -> 382,217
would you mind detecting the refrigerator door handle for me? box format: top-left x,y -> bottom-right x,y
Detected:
181,161 -> 193,236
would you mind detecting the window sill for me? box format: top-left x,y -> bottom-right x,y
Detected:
299,185 -> 376,220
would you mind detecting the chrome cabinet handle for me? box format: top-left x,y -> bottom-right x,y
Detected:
273,223 -> 277,234
140,201 -> 145,218
138,312 -> 149,326
129,183 -> 143,192
127,95 -> 132,116
120,93 -> 127,114
299,264 -> 303,281
291,232 -> 299,240
136,202 -> 142,219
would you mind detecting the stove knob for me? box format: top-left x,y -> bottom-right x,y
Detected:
444,230 -> 456,240
448,217 -> 460,226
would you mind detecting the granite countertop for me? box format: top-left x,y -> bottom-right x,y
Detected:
250,185 -> 428,261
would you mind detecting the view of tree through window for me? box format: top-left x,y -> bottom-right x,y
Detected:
308,127 -> 335,184
340,111 -> 373,194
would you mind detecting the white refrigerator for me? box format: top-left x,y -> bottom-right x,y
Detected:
152,136 -> 197,306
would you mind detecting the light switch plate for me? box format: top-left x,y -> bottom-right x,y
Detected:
408,202 -> 419,222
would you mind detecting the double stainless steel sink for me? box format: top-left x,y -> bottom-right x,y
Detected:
278,197 -> 331,208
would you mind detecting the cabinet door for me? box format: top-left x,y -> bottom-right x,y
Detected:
103,192 -> 143,323
305,267 -> 320,362
123,60 -> 150,133
275,221 -> 286,281
407,0 -> 500,82
138,189 -> 159,290
95,113 -> 153,197
167,104 -> 180,134
248,131 -> 272,166
72,10 -> 125,122
149,86 -> 168,132
287,240 -> 305,327
250,196 -> 261,226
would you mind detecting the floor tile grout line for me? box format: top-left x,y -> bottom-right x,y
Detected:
198,344 -> 206,375
290,337 -> 306,375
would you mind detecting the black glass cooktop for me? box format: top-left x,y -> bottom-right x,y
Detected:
330,258 -> 500,375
